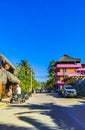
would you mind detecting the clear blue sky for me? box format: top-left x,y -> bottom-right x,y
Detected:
0,0 -> 85,82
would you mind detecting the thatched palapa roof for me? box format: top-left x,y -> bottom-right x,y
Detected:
0,54 -> 20,84
0,68 -> 7,84
0,54 -> 16,70
6,71 -> 20,84
0,68 -> 20,84
57,54 -> 81,63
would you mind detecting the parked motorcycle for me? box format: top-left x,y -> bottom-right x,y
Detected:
11,93 -> 25,104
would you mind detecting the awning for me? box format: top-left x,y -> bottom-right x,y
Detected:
63,75 -> 85,85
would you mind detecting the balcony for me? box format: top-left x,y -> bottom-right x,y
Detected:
56,71 -> 85,77
56,63 -> 81,68
56,72 -> 68,76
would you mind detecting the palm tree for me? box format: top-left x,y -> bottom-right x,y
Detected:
46,60 -> 56,90
16,60 -> 40,93
16,60 -> 33,92
19,60 -> 31,74
48,60 -> 56,77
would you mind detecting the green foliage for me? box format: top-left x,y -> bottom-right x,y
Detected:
16,59 -> 37,93
15,59 -> 57,92
46,60 -> 56,89
48,60 -> 55,76
32,78 -> 39,91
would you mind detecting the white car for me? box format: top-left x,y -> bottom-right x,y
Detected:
61,85 -> 77,97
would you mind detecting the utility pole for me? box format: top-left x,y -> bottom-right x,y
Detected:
30,67 -> 32,92
28,67 -> 32,93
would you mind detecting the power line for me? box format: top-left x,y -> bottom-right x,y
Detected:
35,77 -> 48,79
35,75 -> 49,78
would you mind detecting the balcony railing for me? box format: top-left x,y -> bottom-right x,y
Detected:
56,63 -> 81,68
56,72 -> 85,77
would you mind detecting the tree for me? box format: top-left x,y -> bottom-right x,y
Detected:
48,60 -> 56,76
46,60 -> 56,89
16,60 -> 35,92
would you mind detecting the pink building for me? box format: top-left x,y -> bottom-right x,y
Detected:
54,54 -> 82,90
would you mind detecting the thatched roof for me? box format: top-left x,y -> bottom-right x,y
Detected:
0,68 -> 20,84
57,54 -> 81,63
0,54 -> 16,70
6,71 -> 20,84
0,54 -> 20,85
0,68 -> 7,84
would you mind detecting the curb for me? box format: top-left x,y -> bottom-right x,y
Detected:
77,96 -> 85,100
0,98 -> 8,107
0,102 -> 6,107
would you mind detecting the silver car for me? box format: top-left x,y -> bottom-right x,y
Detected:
61,85 -> 77,97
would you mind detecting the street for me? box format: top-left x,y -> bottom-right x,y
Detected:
0,93 -> 85,130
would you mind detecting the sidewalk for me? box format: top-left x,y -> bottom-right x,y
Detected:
0,98 -> 9,107
0,102 -> 6,107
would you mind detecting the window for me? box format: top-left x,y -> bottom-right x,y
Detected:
63,68 -> 66,73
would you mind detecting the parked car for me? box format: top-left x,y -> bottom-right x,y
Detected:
50,89 -> 56,93
61,85 -> 77,97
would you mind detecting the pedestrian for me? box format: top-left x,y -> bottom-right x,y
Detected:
7,85 -> 13,104
16,84 -> 22,104
58,88 -> 61,96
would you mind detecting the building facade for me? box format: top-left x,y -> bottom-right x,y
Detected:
0,54 -> 20,100
54,54 -> 85,91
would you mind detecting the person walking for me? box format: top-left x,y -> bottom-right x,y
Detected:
16,84 -> 22,104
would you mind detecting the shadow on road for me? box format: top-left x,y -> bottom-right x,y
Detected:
0,94 -> 85,130
0,124 -> 32,130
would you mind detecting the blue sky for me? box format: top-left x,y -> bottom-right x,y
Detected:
0,0 -> 85,82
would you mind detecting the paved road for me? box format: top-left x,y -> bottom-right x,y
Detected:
0,93 -> 85,130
